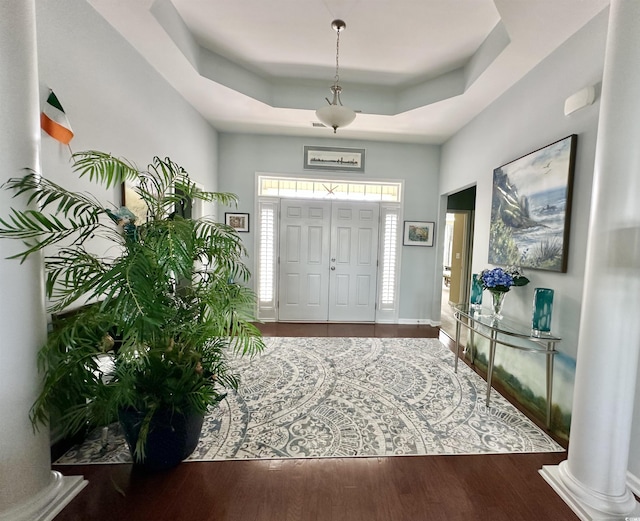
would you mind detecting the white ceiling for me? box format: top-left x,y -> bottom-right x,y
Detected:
88,0 -> 609,144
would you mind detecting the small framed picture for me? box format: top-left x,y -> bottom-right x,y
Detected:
121,181 -> 148,224
225,212 -> 250,232
403,221 -> 435,247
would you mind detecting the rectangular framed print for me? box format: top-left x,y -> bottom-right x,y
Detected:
403,221 -> 435,247
225,212 -> 250,232
303,145 -> 365,173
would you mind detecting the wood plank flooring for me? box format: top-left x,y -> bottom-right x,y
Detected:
52,323 -> 577,521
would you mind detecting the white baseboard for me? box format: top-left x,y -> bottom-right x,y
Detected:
259,318 -> 442,327
39,474 -> 87,521
0,472 -> 87,521
397,318 -> 439,326
540,464 -> 640,521
628,470 -> 640,497
258,318 -> 440,326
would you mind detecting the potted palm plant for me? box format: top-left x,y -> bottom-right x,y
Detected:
0,151 -> 264,470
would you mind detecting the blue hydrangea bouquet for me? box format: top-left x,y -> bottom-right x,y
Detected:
479,266 -> 530,293
479,266 -> 529,319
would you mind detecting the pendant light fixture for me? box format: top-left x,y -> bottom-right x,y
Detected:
316,19 -> 356,133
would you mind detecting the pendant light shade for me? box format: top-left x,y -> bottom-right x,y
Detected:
316,86 -> 356,132
316,20 -> 356,133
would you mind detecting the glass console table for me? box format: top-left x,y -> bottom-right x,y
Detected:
452,304 -> 560,427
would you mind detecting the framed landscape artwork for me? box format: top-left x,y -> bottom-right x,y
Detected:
488,134 -> 577,272
403,221 -> 435,247
225,212 -> 250,232
303,146 -> 365,173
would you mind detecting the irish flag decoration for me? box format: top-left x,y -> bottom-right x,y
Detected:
40,91 -> 74,144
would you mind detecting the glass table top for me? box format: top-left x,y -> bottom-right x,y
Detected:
453,304 -> 561,341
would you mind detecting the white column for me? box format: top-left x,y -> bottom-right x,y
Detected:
0,2 -> 86,520
540,1 -> 640,519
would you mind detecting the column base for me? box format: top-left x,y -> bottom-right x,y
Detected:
0,471 -> 87,521
540,463 -> 640,521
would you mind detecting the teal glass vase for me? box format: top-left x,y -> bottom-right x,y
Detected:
470,273 -> 483,308
532,288 -> 554,334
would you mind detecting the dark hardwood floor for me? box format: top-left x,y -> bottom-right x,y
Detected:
52,323 -> 576,521
255,322 -> 443,338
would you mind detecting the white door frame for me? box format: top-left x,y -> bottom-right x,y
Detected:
254,174 -> 403,323
276,199 -> 381,322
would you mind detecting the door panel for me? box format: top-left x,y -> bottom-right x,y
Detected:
356,275 -> 371,305
335,274 -> 350,306
307,274 -> 322,306
307,226 -> 324,263
285,225 -> 301,262
336,227 -> 351,263
283,274 -> 299,305
449,213 -> 468,305
278,200 -> 331,321
328,202 -> 380,322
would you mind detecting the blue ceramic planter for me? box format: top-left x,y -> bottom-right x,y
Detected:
119,407 -> 204,471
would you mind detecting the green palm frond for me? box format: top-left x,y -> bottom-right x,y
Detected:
31,310 -> 116,433
72,150 -> 140,188
193,218 -> 249,278
45,247 -> 111,308
175,180 -> 239,208
135,156 -> 187,220
0,209 -> 103,262
140,217 -> 196,277
0,173 -> 113,261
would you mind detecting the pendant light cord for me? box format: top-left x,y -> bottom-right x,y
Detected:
334,26 -> 341,87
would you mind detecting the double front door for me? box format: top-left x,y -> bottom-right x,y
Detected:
278,199 -> 380,322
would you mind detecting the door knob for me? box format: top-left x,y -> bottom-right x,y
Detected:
331,266 -> 336,271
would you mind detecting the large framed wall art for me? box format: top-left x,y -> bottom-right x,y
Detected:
488,134 -> 577,272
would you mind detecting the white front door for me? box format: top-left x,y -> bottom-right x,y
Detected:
278,200 -> 332,321
278,199 -> 379,322
328,202 -> 379,321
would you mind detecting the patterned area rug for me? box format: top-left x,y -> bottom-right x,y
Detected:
55,337 -> 563,464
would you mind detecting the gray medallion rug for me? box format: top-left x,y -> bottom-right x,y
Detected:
55,337 -> 563,464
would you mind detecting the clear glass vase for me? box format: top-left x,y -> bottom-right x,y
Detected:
490,290 -> 507,319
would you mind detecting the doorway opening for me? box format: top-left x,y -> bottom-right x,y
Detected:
440,186 -> 476,341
